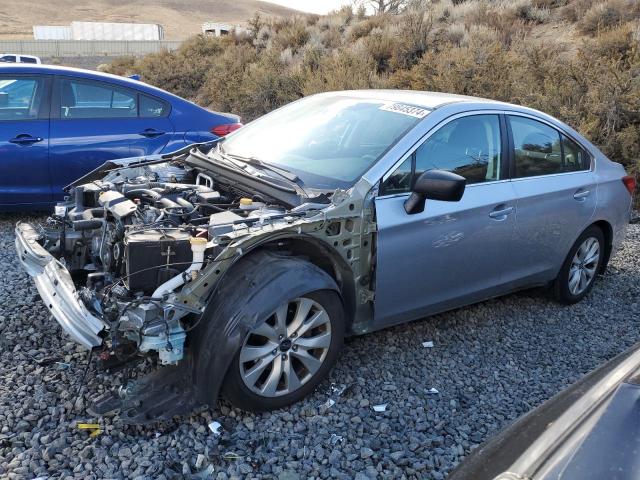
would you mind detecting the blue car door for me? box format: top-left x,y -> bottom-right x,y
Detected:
0,74 -> 51,206
49,76 -> 173,199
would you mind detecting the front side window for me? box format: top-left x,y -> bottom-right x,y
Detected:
510,116 -> 562,178
0,77 -> 45,120
381,114 -> 502,195
20,56 -> 38,64
60,79 -> 137,119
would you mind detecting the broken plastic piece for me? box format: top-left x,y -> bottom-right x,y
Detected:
426,387 -> 439,395
77,423 -> 101,437
320,398 -> 336,409
329,433 -> 344,444
422,341 -> 434,348
330,383 -> 350,396
208,420 -> 223,436
372,403 -> 388,412
56,362 -> 72,370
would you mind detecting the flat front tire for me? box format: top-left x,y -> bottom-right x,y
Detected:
222,290 -> 344,412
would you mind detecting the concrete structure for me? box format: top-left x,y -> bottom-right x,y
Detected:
33,26 -> 72,40
33,22 -> 164,41
201,22 -> 248,37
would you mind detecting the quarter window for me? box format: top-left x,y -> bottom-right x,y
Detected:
381,114 -> 502,195
140,94 -> 167,118
59,79 -> 137,119
561,134 -> 590,171
0,77 -> 45,121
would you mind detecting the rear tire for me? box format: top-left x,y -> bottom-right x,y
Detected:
553,225 -> 604,304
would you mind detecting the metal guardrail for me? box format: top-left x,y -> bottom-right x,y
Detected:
0,40 -> 182,57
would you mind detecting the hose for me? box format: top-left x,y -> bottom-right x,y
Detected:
152,237 -> 208,298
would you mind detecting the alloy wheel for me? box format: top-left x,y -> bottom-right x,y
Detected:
239,297 -> 332,397
568,236 -> 600,296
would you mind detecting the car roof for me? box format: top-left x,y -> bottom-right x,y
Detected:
317,89 -> 512,110
0,63 -> 174,99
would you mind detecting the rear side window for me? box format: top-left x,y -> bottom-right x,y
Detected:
140,94 -> 167,118
0,76 -> 45,121
59,78 -> 137,119
510,116 -> 562,178
20,56 -> 38,64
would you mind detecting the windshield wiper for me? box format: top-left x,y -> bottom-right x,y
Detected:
226,153 -> 301,183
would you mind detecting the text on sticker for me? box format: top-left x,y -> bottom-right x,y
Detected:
380,103 -> 429,118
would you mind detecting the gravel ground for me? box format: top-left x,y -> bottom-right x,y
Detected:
1,213 -> 639,480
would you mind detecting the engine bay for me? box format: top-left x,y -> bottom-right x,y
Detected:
36,160 -> 299,365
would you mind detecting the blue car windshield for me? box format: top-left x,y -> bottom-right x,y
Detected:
217,95 -> 425,190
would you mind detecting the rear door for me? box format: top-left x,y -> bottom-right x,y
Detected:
506,114 -> 597,285
0,74 -> 51,206
49,76 -> 173,199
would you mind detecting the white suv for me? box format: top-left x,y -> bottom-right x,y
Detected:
0,54 -> 41,64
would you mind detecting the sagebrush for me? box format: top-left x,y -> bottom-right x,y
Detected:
103,0 -> 640,177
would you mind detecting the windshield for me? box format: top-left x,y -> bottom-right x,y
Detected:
216,95 -> 426,189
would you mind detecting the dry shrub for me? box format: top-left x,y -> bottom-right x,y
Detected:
303,49 -> 381,95
578,0 -> 640,35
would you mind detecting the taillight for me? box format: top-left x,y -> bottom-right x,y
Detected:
622,175 -> 637,195
211,123 -> 243,136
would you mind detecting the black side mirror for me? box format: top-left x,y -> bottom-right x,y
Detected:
404,169 -> 466,215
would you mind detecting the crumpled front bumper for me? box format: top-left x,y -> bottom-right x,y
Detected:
15,222 -> 106,349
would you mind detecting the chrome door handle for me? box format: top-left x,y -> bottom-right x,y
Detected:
9,134 -> 43,145
489,206 -> 514,219
573,190 -> 590,200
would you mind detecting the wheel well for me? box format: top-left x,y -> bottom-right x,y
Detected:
241,236 -> 357,329
591,220 -> 613,272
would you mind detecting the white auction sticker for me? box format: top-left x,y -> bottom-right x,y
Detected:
380,103 -> 430,118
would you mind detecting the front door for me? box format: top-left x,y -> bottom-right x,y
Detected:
0,74 -> 51,206
374,113 -> 517,326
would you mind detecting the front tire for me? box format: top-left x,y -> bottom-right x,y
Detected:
223,290 -> 344,412
554,225 -> 604,304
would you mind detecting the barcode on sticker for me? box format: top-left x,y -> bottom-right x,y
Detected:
380,103 -> 429,118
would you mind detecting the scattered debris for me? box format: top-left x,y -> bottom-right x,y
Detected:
422,341 -> 434,348
77,423 -> 101,437
56,362 -> 72,370
208,421 -> 223,436
372,403 -> 388,412
426,387 -> 439,395
330,383 -> 350,397
320,398 -> 336,409
155,432 -> 161,438
329,433 -> 343,445
35,355 -> 62,366
222,452 -> 242,461
192,464 -> 215,479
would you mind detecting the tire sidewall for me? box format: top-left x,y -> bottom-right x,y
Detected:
222,289 -> 345,412
555,226 -> 605,304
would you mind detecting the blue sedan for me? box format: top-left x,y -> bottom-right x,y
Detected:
0,64 -> 241,210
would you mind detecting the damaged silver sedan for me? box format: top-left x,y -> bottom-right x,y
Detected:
15,91 -> 634,422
